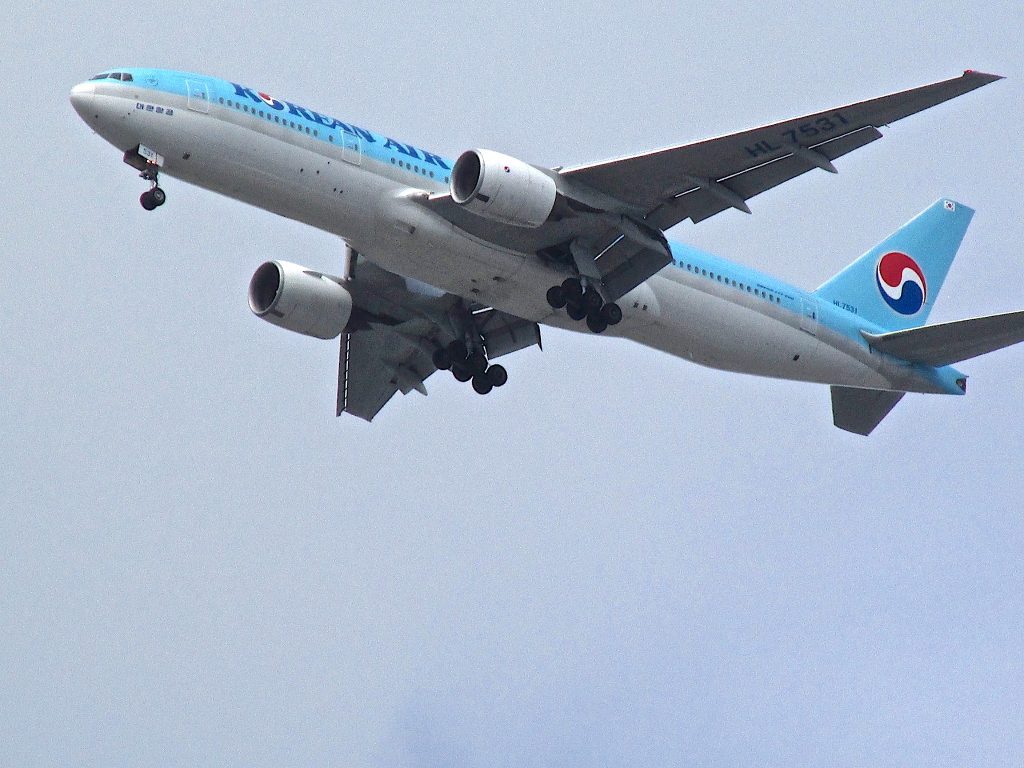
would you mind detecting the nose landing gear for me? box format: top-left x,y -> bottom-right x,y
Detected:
546,277 -> 622,334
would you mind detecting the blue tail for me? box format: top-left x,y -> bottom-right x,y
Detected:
815,199 -> 974,331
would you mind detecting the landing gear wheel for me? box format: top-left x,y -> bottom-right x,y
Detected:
452,364 -> 472,382
472,374 -> 493,395
600,302 -> 623,325
566,301 -> 587,321
467,351 -> 488,376
561,277 -> 583,298
140,190 -> 157,211
486,364 -> 508,387
447,340 -> 468,361
586,313 -> 608,334
151,186 -> 166,206
432,347 -> 453,371
583,288 -> 603,311
546,285 -> 567,309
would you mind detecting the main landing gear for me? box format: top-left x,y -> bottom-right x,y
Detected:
545,277 -> 622,334
138,162 -> 166,211
431,340 -> 508,396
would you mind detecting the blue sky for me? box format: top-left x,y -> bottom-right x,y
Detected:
2,2 -> 1022,765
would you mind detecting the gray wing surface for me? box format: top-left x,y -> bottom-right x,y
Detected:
337,260 -> 541,421
862,310 -> 1024,368
562,70 -> 1002,229
831,386 -> 905,436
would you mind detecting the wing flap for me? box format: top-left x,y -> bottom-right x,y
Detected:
647,126 -> 884,229
338,327 -> 438,421
831,386 -> 905,436
862,310 -> 1024,367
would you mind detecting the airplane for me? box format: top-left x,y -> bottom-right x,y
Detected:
69,67 -> 1024,435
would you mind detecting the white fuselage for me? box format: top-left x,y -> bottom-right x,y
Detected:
73,77 -> 950,395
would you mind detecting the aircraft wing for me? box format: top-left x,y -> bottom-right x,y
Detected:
337,260 -> 541,421
561,70 -> 1002,229
423,71 -> 1000,301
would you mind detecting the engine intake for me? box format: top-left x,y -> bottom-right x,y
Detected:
248,260 -> 352,339
450,149 -> 557,228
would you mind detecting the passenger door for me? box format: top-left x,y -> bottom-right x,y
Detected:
186,80 -> 210,113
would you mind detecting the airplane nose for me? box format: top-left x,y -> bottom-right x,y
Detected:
69,81 -> 95,118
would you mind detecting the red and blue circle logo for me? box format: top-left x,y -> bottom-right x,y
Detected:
876,251 -> 927,315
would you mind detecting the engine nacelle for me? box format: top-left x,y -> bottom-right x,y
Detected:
248,260 -> 352,340
450,149 -> 557,228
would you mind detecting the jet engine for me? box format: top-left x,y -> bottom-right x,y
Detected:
248,260 -> 352,339
450,149 -> 557,228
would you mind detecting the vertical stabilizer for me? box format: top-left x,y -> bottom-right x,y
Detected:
815,199 -> 974,331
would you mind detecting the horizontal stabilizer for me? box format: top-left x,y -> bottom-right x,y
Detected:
831,386 -> 905,436
862,310 -> 1024,366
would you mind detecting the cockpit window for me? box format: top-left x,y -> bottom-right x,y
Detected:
88,72 -> 133,82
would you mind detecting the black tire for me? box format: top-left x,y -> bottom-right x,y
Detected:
486,363 -> 508,387
447,340 -> 468,361
601,302 -> 623,325
472,374 -> 493,395
546,285 -> 567,309
452,364 -> 472,382
586,313 -> 608,334
432,347 -> 453,370
139,190 -> 157,211
583,289 -> 602,310
151,187 -> 167,206
566,301 -> 587,321
561,277 -> 583,297
467,351 -> 488,375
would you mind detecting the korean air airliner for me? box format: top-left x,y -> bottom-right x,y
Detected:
69,68 -> 1022,434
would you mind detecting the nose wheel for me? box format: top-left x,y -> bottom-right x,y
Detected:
546,277 -> 622,334
140,186 -> 166,210
138,162 -> 166,210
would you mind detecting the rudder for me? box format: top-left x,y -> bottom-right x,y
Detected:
815,199 -> 974,331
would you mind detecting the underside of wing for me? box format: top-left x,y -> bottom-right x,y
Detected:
562,70 -> 1002,231
831,386 -> 905,436
862,310 -> 1024,368
337,258 -> 541,421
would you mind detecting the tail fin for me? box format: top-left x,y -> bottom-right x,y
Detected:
815,199 -> 974,331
